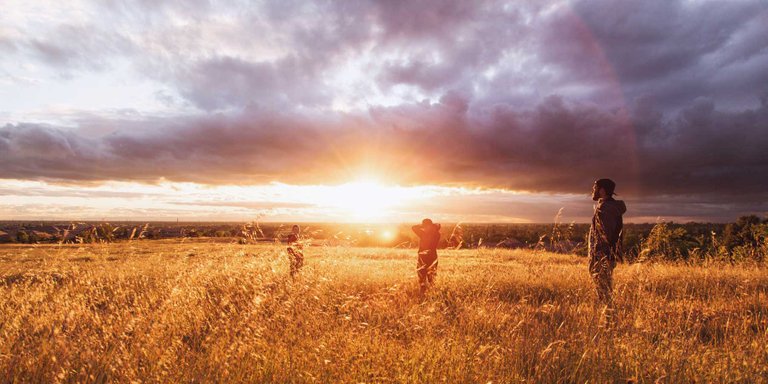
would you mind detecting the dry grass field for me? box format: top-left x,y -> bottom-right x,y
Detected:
1,240 -> 767,383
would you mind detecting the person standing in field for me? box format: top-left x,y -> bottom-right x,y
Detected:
412,219 -> 441,296
589,178 -> 626,311
285,224 -> 304,277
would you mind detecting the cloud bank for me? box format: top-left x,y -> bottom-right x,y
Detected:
1,0 -> 767,218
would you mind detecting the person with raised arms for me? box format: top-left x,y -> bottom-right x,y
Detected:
412,218 -> 441,296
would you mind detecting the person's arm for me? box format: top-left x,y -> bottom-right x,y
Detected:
412,225 -> 424,237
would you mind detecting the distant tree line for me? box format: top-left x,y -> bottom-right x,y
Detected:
1,216 -> 766,262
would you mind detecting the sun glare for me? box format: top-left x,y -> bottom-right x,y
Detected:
320,180 -> 404,220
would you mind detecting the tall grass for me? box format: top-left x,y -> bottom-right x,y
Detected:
1,242 -> 766,382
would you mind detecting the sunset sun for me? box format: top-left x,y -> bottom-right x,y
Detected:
320,180 -> 406,220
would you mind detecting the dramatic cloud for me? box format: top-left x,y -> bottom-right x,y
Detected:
1,0 -> 767,221
571,0 -> 768,110
2,94 -> 766,199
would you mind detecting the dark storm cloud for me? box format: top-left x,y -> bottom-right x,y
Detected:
96,0 -> 534,111
373,1 -> 539,102
5,0 -> 765,111
634,97 -> 768,196
573,1 -> 747,82
2,95 -> 767,202
131,1 -> 382,111
570,0 -> 768,109
0,124 -> 107,180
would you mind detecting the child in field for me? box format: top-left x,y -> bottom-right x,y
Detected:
412,219 -> 441,296
285,225 -> 304,277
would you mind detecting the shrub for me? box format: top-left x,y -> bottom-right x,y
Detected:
15,231 -> 30,244
638,222 -> 690,262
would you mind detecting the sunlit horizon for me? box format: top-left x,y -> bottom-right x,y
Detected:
0,177 -> 745,224
0,178 -> 548,223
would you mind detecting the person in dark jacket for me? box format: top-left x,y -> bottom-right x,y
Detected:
589,178 -> 626,308
412,218 -> 441,296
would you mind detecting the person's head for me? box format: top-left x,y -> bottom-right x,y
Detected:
421,218 -> 440,230
292,224 -> 300,234
592,178 -> 616,201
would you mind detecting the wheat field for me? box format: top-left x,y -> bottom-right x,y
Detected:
1,240 -> 766,383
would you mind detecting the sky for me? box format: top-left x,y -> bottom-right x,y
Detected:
1,0 -> 767,223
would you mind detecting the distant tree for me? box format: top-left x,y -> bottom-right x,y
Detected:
96,223 -> 115,242
724,215 -> 762,249
639,222 -> 690,261
16,231 -> 29,244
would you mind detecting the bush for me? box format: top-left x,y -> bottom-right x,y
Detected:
95,223 -> 115,242
15,231 -> 30,244
724,215 -> 762,249
638,222 -> 691,262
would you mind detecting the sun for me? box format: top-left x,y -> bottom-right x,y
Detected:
326,180 -> 397,219
320,179 -> 408,220
380,230 -> 395,241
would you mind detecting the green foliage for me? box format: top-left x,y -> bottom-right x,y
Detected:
95,223 -> 115,242
727,222 -> 768,263
639,222 -> 692,261
724,215 -> 766,249
15,231 -> 29,244
636,217 -> 767,263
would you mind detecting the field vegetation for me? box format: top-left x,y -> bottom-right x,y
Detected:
1,240 -> 766,382
3,216 -> 766,265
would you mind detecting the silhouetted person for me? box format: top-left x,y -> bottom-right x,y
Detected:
412,218 -> 441,296
589,179 -> 626,313
285,225 -> 304,277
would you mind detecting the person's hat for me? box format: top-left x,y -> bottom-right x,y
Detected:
594,178 -> 616,195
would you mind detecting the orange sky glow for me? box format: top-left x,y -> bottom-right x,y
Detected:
0,179 -> 590,223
